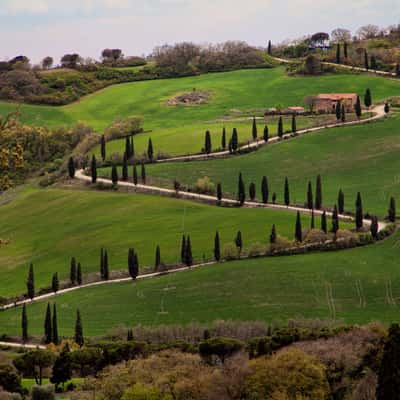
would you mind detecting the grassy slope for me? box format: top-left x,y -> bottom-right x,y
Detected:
1,230 -> 399,337
0,186 -> 331,298
146,113 -> 400,218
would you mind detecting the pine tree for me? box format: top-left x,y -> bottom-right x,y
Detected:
270,224 -> 277,244
21,304 -> 28,343
311,209 -> 315,229
77,263 -> 82,285
214,231 -> 221,261
370,216 -> 379,239
122,154 -> 128,181
111,165 -> 118,185
27,263 -> 35,300
52,273 -> 59,294
44,303 -> 52,344
141,163 -> 146,184
364,88 -> 372,108
235,231 -> 243,256
263,125 -> 269,142
231,128 -> 238,152
204,130 -> 212,154
388,197 -> 396,222
249,182 -> 256,201
133,164 -> 138,185
68,157 -> 75,179
185,236 -> 193,266
52,304 -> 59,345
238,173 -> 245,206
216,183 -> 222,204
70,257 -> 77,285
354,95 -> 362,119
221,127 -> 226,150
295,212 -> 302,242
338,189 -> 345,214
307,181 -> 313,209
370,55 -> 377,70
355,192 -> 363,230
321,211 -> 327,233
90,155 -> 97,184
291,114 -> 297,133
277,117 -> 284,139
336,43 -> 341,64
315,175 -> 322,210
331,205 -> 339,234
101,135 -> 106,161
147,138 -> 154,161
364,50 -> 369,70
74,310 -> 84,347
376,323 -> 400,400
335,101 -> 341,121
384,103 -> 390,114
252,117 -> 257,140
181,235 -> 186,264
125,136 -> 131,159
103,250 -> 109,280
267,40 -> 272,55
341,104 -> 346,122
261,176 -> 269,204
344,42 -> 348,59
284,177 -> 290,206
155,245 -> 161,271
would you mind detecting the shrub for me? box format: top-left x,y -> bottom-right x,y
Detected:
304,229 -> 328,244
31,385 -> 55,400
194,176 -> 215,195
222,243 -> 238,260
269,235 -> 293,252
247,242 -> 267,257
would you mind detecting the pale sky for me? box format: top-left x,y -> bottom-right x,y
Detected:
1,0 -> 399,64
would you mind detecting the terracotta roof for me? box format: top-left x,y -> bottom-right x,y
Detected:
316,93 -> 357,100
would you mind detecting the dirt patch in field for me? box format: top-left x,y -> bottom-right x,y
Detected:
167,90 -> 211,106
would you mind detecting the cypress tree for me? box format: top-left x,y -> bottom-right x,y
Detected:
336,43 -> 341,64
364,50 -> 369,70
261,176 -> 269,204
100,135 -> 106,161
272,192 -> 277,204
130,136 -> 135,158
133,164 -> 138,185
77,263 -> 82,286
204,130 -> 212,154
291,114 -> 297,133
335,101 -> 341,121
100,248 -> 104,279
147,138 -> 154,161
263,125 -> 269,142
221,127 -> 226,150
125,136 -> 131,159
27,263 -> 35,300
231,128 -> 238,152
341,104 -> 346,122
216,183 -> 222,204
354,95 -> 362,119
91,155 -> 97,184
284,177 -> 290,206
111,165 -> 118,185
238,173 -> 245,206
52,303 -> 59,345
277,117 -> 284,139
384,103 -> 390,114
338,189 -> 345,214
44,303 -> 52,344
376,323 -> 400,400
267,40 -> 272,55
370,55 -> 377,70
74,310 -> 84,347
388,197 -> 396,222
331,205 -> 339,234
22,304 -> 28,343
122,154 -> 128,181
214,231 -> 221,261
396,63 -> 400,77
270,224 -> 277,244
315,175 -> 322,210
52,273 -> 59,294
127,329 -> 133,341
249,182 -> 256,201
235,231 -> 243,256
128,248 -> 134,277
355,192 -> 363,230
103,250 -> 109,280
155,245 -> 161,271
185,236 -> 193,266
133,253 -> 139,279
370,216 -> 379,239
252,117 -> 257,140
70,257 -> 77,285
68,157 -> 75,179
181,235 -> 186,264
141,163 -> 146,184
364,88 -> 372,109
307,181 -> 313,209
311,209 -> 315,229
344,42 -> 348,59
295,211 -> 302,242
321,211 -> 327,233
228,138 -> 233,154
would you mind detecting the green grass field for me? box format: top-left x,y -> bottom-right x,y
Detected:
0,185 -> 333,298
1,229 -> 399,337
145,112 -> 400,218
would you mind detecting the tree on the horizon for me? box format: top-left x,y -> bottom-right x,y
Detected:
267,40 -> 272,55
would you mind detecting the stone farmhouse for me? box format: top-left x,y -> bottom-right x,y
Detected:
314,93 -> 358,113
